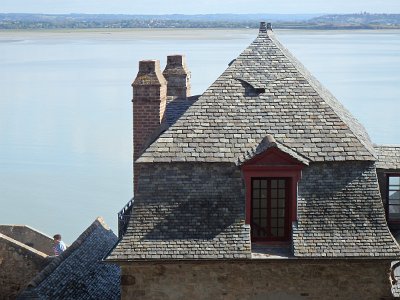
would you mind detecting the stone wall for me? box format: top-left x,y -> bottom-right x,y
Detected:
0,225 -> 54,255
0,234 -> 48,299
121,260 -> 394,300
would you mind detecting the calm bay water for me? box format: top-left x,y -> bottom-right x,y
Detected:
0,29 -> 399,243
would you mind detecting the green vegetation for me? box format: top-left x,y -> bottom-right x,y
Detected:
1,13 -> 400,30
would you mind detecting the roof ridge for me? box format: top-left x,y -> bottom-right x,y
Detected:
26,217 -> 111,288
267,31 -> 376,160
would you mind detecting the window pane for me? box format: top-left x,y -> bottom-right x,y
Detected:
278,209 -> 285,217
271,218 -> 277,227
260,180 -> 267,188
278,190 -> 285,198
271,190 -> 277,198
260,200 -> 267,208
271,209 -> 277,217
271,180 -> 277,188
253,180 -> 260,188
278,198 -> 285,207
260,209 -> 267,218
271,228 -> 278,237
389,205 -> 400,220
261,219 -> 267,227
253,209 -> 260,219
278,180 -> 285,188
278,219 -> 284,226
390,198 -> 400,206
390,191 -> 400,201
253,190 -> 260,198
271,198 -> 277,208
390,176 -> 400,186
253,199 -> 259,208
278,228 -> 284,237
260,189 -> 267,199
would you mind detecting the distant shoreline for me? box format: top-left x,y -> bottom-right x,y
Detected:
2,26 -> 400,31
1,13 -> 400,30
1,28 -> 400,34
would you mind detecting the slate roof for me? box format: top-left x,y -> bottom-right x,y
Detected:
138,24 -> 375,164
374,145 -> 400,169
107,163 -> 251,261
293,161 -> 400,257
18,217 -> 120,300
165,95 -> 199,127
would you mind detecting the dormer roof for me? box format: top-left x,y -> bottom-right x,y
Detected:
237,134 -> 310,166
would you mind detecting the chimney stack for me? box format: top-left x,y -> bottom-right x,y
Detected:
259,22 -> 272,34
259,22 -> 267,33
132,60 -> 167,190
162,55 -> 191,99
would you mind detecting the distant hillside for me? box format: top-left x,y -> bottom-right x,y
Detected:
0,13 -> 400,30
308,13 -> 400,29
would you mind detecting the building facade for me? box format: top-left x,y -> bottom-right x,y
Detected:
107,23 -> 400,299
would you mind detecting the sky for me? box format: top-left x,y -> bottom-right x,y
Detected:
1,0 -> 400,15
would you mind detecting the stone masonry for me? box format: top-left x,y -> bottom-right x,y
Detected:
121,260 -> 395,300
0,233 -> 49,299
0,225 -> 54,256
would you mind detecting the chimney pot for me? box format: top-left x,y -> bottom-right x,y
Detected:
138,60 -> 157,73
167,55 -> 184,66
163,54 -> 191,99
133,59 -> 166,87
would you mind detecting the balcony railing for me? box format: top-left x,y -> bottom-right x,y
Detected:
118,197 -> 134,238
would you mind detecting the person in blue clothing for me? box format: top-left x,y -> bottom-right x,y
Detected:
53,234 -> 66,255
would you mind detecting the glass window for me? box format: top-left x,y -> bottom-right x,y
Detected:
251,178 -> 289,241
388,175 -> 400,221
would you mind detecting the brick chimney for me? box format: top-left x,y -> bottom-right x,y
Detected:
132,60 -> 167,190
162,55 -> 191,99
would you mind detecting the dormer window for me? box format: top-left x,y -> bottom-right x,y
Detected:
240,135 -> 308,243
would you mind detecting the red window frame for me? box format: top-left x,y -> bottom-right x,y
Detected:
386,174 -> 400,224
241,147 -> 305,243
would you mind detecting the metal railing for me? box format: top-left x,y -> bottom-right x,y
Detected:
118,197 -> 134,238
